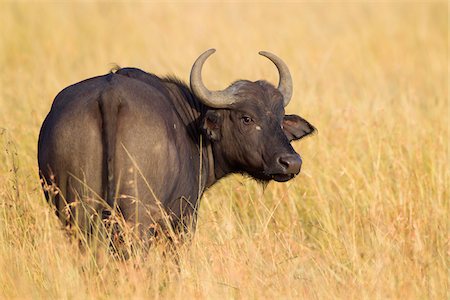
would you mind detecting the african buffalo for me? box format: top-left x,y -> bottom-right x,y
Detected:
38,49 -> 315,239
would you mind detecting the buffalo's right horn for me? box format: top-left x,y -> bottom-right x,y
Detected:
258,51 -> 293,107
190,49 -> 236,108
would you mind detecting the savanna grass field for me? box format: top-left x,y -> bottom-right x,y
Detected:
0,2 -> 448,299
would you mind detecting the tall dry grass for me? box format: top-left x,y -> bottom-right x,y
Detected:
0,2 -> 448,299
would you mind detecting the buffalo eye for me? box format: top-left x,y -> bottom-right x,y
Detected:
241,116 -> 253,125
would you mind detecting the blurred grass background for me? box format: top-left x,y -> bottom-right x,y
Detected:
0,2 -> 448,299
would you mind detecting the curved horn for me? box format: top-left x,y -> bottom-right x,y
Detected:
190,49 -> 236,108
258,51 -> 293,107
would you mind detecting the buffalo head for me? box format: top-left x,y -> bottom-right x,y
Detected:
191,49 -> 315,182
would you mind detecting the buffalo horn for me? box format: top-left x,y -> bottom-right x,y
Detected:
258,51 -> 293,106
190,49 -> 236,108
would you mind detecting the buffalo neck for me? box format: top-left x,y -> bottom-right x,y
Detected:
162,79 -> 229,191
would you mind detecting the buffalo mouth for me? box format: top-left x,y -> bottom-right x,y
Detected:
270,173 -> 296,182
248,170 -> 297,183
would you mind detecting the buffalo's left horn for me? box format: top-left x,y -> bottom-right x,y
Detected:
258,51 -> 293,107
190,49 -> 236,108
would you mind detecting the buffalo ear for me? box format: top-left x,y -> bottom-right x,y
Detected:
283,114 -> 316,141
202,110 -> 222,141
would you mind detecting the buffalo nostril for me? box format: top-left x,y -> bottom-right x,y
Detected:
277,154 -> 302,174
278,157 -> 290,169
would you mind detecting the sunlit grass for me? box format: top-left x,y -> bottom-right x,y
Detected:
0,2 -> 447,299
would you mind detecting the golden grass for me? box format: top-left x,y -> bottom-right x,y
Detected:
0,2 -> 448,299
